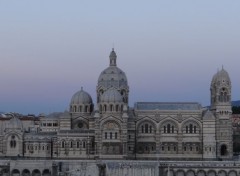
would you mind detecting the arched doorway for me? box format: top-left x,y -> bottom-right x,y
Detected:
42,169 -> 51,176
221,144 -> 227,156
22,169 -> 31,176
11,169 -> 20,176
32,169 -> 41,176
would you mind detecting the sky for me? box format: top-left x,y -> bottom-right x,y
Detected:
0,1 -> 240,115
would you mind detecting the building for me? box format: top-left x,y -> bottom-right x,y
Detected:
0,49 -> 233,161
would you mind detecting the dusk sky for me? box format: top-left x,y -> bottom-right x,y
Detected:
0,1 -> 240,115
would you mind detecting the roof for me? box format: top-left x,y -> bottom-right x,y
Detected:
134,102 -> 202,111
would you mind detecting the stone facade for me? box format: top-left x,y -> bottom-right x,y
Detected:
0,49 -> 234,161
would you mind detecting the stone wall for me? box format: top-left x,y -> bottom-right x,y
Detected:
0,160 -> 240,176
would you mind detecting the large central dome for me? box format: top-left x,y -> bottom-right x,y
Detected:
98,49 -> 128,90
98,66 -> 128,89
97,49 -> 129,104
97,49 -> 128,89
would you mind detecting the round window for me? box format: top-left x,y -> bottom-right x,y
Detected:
78,122 -> 84,128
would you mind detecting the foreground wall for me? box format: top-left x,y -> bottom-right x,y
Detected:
0,160 -> 240,176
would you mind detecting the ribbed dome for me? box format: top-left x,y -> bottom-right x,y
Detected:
70,87 -> 93,105
98,66 -> 128,89
100,88 -> 123,103
216,68 -> 230,81
97,49 -> 128,90
211,68 -> 231,85
6,116 -> 23,130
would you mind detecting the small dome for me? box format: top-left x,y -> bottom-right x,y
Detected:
100,88 -> 123,103
6,116 -> 23,130
70,87 -> 93,105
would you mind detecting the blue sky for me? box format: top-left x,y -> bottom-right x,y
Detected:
0,1 -> 240,114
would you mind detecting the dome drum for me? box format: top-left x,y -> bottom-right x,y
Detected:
99,103 -> 124,113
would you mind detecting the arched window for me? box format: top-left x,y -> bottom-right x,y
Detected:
104,105 -> 107,112
115,132 -> 117,139
145,124 -> 148,133
110,132 -> 112,139
62,141 -> 65,148
77,141 -> 80,148
83,141 -> 86,148
150,126 -> 152,133
85,106 -> 88,112
10,136 -> 16,148
70,141 -> 73,148
190,124 -> 193,133
224,92 -> 227,102
110,104 -> 113,111
194,126 -> 196,133
186,126 -> 188,133
164,126 -> 166,133
167,124 -> 171,133
142,126 -> 144,133
80,106 -> 82,112
172,126 -> 174,133
105,132 -> 107,139
116,105 -> 119,112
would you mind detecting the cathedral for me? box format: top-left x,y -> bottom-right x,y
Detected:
0,49 -> 233,161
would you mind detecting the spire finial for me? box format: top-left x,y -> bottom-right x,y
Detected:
81,86 -> 83,91
109,48 -> 117,66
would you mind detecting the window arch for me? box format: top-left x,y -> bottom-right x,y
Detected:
77,141 -> 80,148
183,120 -> 200,134
161,120 -> 178,134
219,88 -> 229,103
61,141 -> 65,148
10,135 -> 16,148
110,104 -> 113,112
116,104 -> 119,112
138,120 -> 155,134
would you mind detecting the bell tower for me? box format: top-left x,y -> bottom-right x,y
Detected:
210,67 -> 233,160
